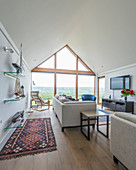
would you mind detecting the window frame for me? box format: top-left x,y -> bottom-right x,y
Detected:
32,45 -> 96,100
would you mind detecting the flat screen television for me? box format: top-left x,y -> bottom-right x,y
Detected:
110,75 -> 130,90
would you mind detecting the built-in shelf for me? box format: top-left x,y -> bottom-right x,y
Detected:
4,72 -> 25,79
5,112 -> 28,129
4,96 -> 25,103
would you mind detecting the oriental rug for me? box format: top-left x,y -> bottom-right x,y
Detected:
0,118 -> 57,160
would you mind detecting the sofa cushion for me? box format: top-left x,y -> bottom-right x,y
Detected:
59,99 -> 70,103
54,94 -> 59,99
64,101 -> 96,105
114,112 -> 136,124
58,96 -> 66,100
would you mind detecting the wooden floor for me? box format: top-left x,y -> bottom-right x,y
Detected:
0,108 -> 126,170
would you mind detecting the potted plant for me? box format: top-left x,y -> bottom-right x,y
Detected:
121,89 -> 135,101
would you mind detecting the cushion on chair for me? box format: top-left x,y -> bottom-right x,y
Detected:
42,100 -> 49,104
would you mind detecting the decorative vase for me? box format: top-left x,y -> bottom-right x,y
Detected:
124,96 -> 127,101
14,78 -> 21,98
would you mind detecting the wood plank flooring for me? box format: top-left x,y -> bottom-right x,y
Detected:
0,108 -> 126,170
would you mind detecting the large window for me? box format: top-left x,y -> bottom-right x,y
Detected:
78,75 -> 94,99
32,72 -> 54,104
98,77 -> 105,104
38,56 -> 54,69
56,47 -> 76,70
56,74 -> 76,98
78,60 -> 89,71
32,45 -> 95,103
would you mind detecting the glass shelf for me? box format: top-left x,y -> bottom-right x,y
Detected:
5,113 -> 28,129
4,72 -> 25,79
4,96 -> 25,103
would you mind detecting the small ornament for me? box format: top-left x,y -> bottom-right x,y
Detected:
20,85 -> 25,97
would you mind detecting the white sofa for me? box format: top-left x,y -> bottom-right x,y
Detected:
53,97 -> 96,131
110,112 -> 136,170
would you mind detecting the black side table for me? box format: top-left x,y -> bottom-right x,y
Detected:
80,111 -> 109,140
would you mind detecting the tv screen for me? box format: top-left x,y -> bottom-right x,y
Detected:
110,75 -> 130,90
125,77 -> 130,89
110,77 -> 124,90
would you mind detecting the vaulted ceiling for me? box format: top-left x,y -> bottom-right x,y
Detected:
0,0 -> 136,73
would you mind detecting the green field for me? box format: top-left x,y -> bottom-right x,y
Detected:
32,86 -> 95,104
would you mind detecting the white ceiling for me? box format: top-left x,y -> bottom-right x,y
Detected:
0,0 -> 136,73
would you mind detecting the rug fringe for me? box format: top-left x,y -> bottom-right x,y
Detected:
0,147 -> 57,160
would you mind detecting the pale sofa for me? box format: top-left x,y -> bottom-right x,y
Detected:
110,112 -> 136,170
53,97 -> 96,131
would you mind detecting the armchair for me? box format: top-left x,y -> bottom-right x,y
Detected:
81,94 -> 96,101
31,91 -> 50,111
110,112 -> 136,169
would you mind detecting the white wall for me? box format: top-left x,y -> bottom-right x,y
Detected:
0,23 -> 31,146
99,64 -> 136,113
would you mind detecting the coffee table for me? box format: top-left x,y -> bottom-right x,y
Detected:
80,110 -> 109,140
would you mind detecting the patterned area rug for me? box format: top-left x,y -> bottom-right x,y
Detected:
0,118 -> 57,160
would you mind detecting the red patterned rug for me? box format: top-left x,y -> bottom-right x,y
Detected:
0,118 -> 57,160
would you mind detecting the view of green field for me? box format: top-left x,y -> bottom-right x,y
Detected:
32,86 -> 96,104
32,72 -> 97,105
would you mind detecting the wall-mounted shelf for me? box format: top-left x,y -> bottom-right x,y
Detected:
4,96 -> 25,104
4,72 -> 25,79
5,112 -> 28,129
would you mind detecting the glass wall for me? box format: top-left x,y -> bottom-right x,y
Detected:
78,75 -> 94,99
78,60 -> 88,71
32,72 -> 54,104
38,56 -> 54,69
56,47 -> 76,70
32,46 -> 95,102
98,77 -> 105,104
56,73 -> 76,98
